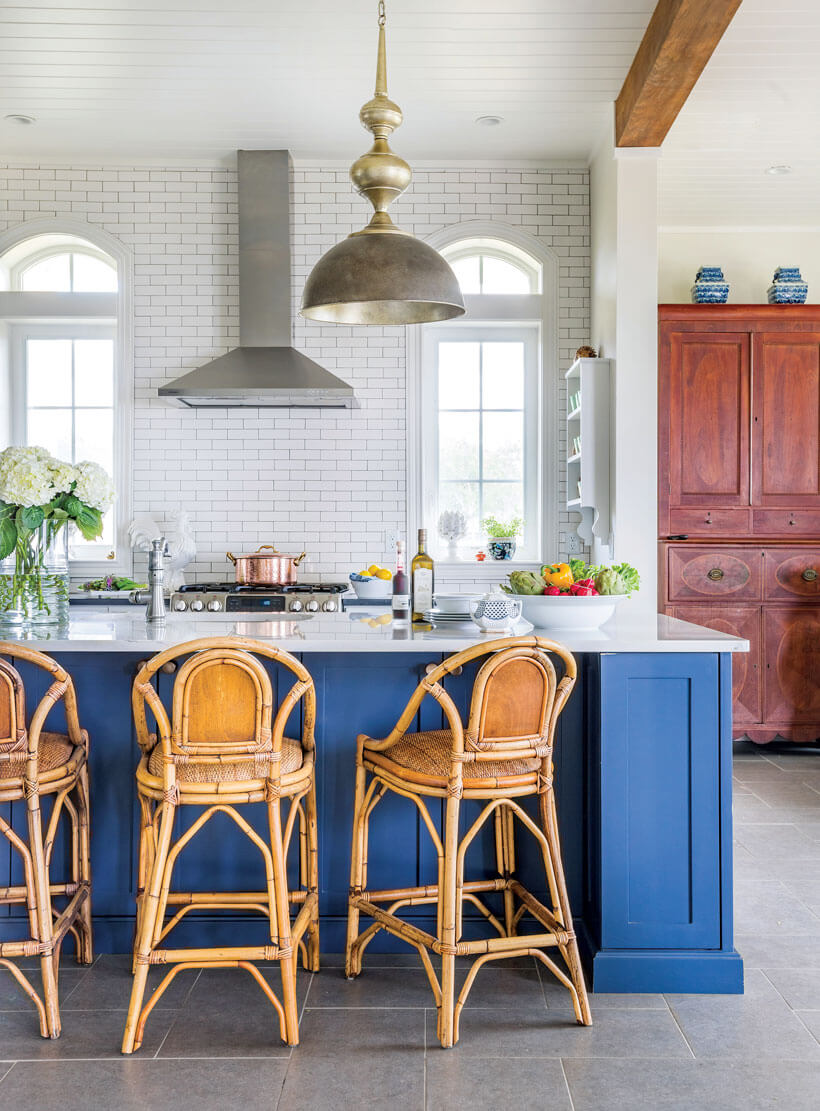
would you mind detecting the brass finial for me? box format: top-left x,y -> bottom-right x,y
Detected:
350,1 -> 412,234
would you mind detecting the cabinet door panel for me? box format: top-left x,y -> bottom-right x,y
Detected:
764,548 -> 820,601
668,605 -> 761,725
763,608 -> 820,724
753,333 -> 820,506
667,545 -> 762,602
668,332 -> 750,507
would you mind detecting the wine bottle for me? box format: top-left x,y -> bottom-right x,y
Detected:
391,539 -> 410,621
411,528 -> 435,622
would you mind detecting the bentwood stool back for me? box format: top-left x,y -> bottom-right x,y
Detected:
122,637 -> 319,1054
345,635 -> 591,1048
0,645 -> 93,1038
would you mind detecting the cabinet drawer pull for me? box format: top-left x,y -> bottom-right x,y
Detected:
802,568 -> 818,582
707,568 -> 725,582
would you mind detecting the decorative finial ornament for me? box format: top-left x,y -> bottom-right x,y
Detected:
300,2 -> 465,325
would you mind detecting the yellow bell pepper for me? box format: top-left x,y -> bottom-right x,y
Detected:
542,563 -> 574,589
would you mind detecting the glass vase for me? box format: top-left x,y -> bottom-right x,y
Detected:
0,523 -> 70,630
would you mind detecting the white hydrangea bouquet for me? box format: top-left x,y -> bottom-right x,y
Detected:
0,445 -> 115,625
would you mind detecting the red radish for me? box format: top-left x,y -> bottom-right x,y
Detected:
543,585 -> 561,596
577,578 -> 595,588
573,585 -> 598,596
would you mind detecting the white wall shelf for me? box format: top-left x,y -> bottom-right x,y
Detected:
564,357 -> 612,560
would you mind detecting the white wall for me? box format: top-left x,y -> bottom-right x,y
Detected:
0,161 -> 590,586
590,128 -> 659,616
659,228 -> 820,303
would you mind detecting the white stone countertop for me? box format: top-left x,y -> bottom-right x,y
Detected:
0,607 -> 750,654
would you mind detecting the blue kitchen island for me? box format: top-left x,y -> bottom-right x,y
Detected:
0,609 -> 747,994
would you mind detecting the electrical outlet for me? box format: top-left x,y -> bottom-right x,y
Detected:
384,529 -> 399,552
567,532 -> 582,555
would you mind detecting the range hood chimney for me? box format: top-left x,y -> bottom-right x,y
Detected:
159,150 -> 355,409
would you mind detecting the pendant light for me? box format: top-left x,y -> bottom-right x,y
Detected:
300,2 -> 465,325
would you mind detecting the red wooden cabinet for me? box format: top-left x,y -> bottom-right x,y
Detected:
763,608 -> 820,727
659,307 -> 820,743
669,603 -> 761,726
752,333 -> 820,508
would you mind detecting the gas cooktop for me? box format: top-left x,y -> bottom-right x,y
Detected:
172,581 -> 349,614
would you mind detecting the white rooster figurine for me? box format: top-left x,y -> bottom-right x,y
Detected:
129,508 -> 197,591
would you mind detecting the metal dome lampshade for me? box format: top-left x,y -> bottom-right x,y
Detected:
300,3 -> 465,326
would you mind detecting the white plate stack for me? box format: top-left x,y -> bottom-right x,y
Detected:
422,593 -> 482,624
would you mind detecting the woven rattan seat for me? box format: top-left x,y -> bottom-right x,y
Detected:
0,647 -> 93,1040
123,637 -> 320,1056
346,636 -> 592,1048
147,735 -> 304,782
0,732 -> 79,780
366,728 -> 540,782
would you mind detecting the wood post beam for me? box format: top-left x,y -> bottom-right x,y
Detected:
615,0 -> 742,147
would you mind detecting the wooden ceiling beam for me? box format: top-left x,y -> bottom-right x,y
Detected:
615,0 -> 742,147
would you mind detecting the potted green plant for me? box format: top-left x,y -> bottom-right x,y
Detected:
0,446 -> 115,629
482,515 -> 523,561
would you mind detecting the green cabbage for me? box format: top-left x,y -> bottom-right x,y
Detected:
594,568 -> 627,596
505,570 -> 546,595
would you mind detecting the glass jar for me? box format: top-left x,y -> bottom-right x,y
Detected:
0,523 -> 70,629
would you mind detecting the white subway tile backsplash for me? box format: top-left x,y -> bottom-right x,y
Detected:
0,161 -> 588,585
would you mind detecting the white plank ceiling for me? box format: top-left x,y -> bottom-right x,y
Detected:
0,0 -> 655,163
660,0 -> 820,226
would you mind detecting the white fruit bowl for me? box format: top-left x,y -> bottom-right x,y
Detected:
511,592 -> 628,631
350,576 -> 392,600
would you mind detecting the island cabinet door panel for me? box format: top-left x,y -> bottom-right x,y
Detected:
667,605 -> 761,726
666,331 -> 750,508
311,653 -> 429,920
752,333 -> 820,507
598,654 -> 721,949
763,609 -> 820,725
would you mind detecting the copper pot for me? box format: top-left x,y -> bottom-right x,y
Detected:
226,545 -> 307,586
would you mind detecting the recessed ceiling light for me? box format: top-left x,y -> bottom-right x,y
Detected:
475,115 -> 504,127
4,114 -> 36,125
765,164 -> 791,175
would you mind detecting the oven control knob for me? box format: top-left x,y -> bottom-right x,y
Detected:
322,600 -> 337,613
206,599 -> 222,612
306,600 -> 319,612
289,599 -> 303,612
190,599 -> 204,611
174,599 -> 187,612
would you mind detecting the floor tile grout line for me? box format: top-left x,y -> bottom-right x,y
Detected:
759,968 -> 797,1012
558,1057 -> 577,1111
0,1061 -> 16,1085
663,999 -> 697,1060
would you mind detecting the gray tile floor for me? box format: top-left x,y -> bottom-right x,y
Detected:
1,741 -> 819,1109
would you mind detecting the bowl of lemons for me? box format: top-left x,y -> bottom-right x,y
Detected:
350,564 -> 393,599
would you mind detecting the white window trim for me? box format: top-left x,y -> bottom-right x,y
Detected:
408,221 -> 559,572
0,218 -> 134,579
421,322 -> 541,561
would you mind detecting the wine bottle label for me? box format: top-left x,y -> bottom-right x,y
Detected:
413,568 -> 433,613
392,594 -> 410,613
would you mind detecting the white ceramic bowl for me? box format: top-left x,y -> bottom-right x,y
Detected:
512,592 -> 628,631
433,592 -> 482,616
350,576 -> 393,600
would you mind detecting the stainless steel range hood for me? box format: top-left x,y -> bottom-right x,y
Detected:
159,150 -> 354,409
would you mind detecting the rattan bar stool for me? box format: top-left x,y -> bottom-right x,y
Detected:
0,645 -> 93,1038
345,634 -> 591,1048
122,636 -> 319,1054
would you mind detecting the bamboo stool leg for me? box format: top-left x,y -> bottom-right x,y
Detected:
345,757 -> 368,978
74,763 -> 93,965
268,793 -> 299,1047
437,790 -> 461,1049
304,778 -> 320,973
122,797 -> 176,1054
26,782 -> 61,1038
494,803 -> 517,937
539,790 -> 591,1026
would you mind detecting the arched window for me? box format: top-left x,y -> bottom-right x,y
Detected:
0,229 -> 131,572
412,227 -> 557,566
